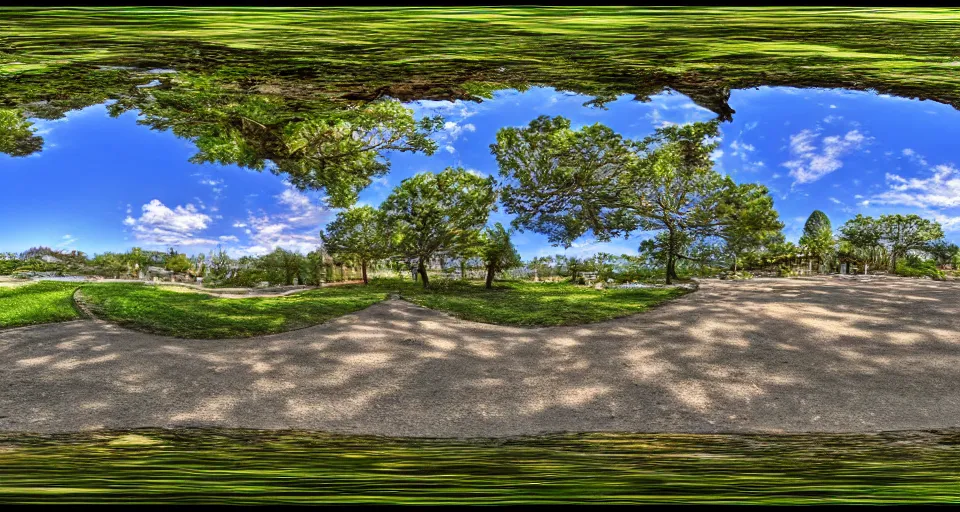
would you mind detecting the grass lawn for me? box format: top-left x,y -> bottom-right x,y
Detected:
386,279 -> 689,327
1,429 -> 959,504
0,281 -> 83,329
4,279 -> 688,337
77,283 -> 388,339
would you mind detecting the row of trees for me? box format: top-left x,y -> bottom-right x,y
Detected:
321,168 -> 521,288
798,209 -> 958,276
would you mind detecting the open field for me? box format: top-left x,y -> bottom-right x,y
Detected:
2,277 -> 958,437
2,428 -> 960,504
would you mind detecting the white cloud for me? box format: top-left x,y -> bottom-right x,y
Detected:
123,199 -> 217,246
218,235 -> 239,243
441,121 -> 476,141
225,184 -> 331,256
275,186 -> 328,225
871,165 -> 960,209
729,140 -> 755,155
783,129 -> 871,184
829,197 -> 843,204
57,234 -> 78,248
901,148 -> 929,167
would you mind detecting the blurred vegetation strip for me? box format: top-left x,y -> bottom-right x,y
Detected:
1,429 -> 960,503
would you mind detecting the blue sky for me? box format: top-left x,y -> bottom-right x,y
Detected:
3,85 -> 959,259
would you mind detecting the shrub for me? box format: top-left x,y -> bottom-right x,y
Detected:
896,258 -> 945,280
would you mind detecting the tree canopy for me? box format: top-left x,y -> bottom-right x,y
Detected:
493,116 -> 782,283
840,213 -> 945,270
320,205 -> 392,284
381,167 -> 497,288
799,210 -> 835,268
479,223 -> 523,288
109,86 -> 444,207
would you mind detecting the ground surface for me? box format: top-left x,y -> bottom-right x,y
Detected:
2,276 -> 959,437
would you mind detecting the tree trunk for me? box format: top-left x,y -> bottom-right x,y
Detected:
362,260 -> 368,285
418,259 -> 430,288
460,261 -> 466,280
890,252 -> 898,273
665,252 -> 674,285
485,264 -> 495,289
665,228 -> 678,285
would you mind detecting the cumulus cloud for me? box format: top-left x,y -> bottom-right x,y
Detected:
225,184 -> 331,256
123,199 -> 217,246
870,165 -> 960,209
783,129 -> 871,184
432,121 -> 476,155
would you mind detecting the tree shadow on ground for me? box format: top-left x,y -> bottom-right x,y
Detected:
2,275 -> 960,437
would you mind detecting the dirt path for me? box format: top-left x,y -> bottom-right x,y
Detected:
2,276 -> 959,437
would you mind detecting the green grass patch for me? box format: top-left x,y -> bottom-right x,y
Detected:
0,281 -> 82,329
387,279 -> 689,327
1,429 -> 960,504
77,282 -> 387,339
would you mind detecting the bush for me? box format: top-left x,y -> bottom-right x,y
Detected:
896,258 -> 945,281
778,266 -> 798,278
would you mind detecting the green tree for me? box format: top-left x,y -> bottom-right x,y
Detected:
381,167 -> 496,288
0,109 -> 43,157
479,223 -> 522,288
258,248 -> 305,285
840,214 -> 944,271
121,90 -> 443,208
164,253 -> 192,273
493,116 -> 781,284
799,210 -> 835,272
925,239 -> 959,268
207,245 -> 234,281
321,206 -> 391,284
92,252 -> 128,278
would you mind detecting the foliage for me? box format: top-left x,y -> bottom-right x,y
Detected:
164,253 -> 192,273
925,239 -> 960,268
896,256 -> 945,281
91,252 -> 131,278
256,248 -> 306,286
799,210 -> 835,269
494,117 -> 782,284
78,283 -> 387,339
0,108 -> 43,157
479,223 -> 522,288
5,428 -> 960,504
0,281 -> 82,329
381,167 -> 497,288
840,214 -> 944,270
321,206 -> 392,284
